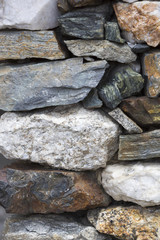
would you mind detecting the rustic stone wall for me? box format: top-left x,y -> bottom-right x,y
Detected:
0,0 -> 160,239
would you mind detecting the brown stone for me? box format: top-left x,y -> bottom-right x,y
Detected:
88,205 -> 160,240
0,163 -> 111,214
120,96 -> 160,126
113,1 -> 160,47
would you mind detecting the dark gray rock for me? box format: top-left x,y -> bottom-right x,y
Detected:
105,22 -> 125,43
82,89 -> 103,109
128,42 -> 150,53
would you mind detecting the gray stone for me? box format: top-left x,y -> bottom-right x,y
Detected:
0,104 -> 120,171
65,40 -> 137,63
105,22 -> 125,43
108,108 -> 143,134
128,42 -> 150,54
98,65 -> 144,109
0,58 -> 108,111
82,89 -> 103,109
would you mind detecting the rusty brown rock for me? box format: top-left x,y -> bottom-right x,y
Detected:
88,205 -> 160,240
120,96 -> 160,127
0,163 -> 111,214
113,1 -> 160,47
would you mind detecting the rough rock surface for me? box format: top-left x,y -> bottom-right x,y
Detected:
65,40 -> 137,63
105,22 -> 125,44
127,42 -> 150,54
142,51 -> 160,98
0,31 -> 67,60
98,65 -> 144,109
2,214 -> 111,240
0,163 -> 110,214
108,108 -> 143,134
0,58 -> 108,111
101,162 -> 160,207
0,0 -> 60,30
0,104 -> 120,171
82,89 -> 103,109
118,130 -> 160,161
113,1 -> 160,47
120,97 -> 160,126
88,205 -> 160,240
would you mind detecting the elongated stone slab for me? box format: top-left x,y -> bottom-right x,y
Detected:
88,205 -> 160,240
120,97 -> 160,126
0,105 -> 120,171
114,1 -> 160,47
2,214 -> 110,240
65,40 -> 137,63
0,58 -> 107,111
0,31 -> 67,61
119,130 -> 160,160
0,163 -> 110,214
0,0 -> 60,30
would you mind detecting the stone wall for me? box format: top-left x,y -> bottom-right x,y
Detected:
0,0 -> 160,239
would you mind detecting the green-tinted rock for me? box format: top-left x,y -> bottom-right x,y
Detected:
82,88 -> 103,109
105,22 -> 125,43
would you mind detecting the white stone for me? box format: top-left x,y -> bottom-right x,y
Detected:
0,0 -> 60,30
0,105 -> 120,171
102,162 -> 160,207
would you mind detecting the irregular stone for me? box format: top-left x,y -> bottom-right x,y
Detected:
0,30 -> 67,61
2,214 -> 111,240
0,0 -> 60,30
108,108 -> 143,134
127,42 -> 150,54
82,89 -> 103,109
65,40 -> 137,63
98,65 -> 144,109
120,96 -> 160,126
121,30 -> 140,44
88,205 -> 160,239
102,162 -> 160,207
142,51 -> 160,98
113,1 -> 160,47
0,104 -> 120,171
118,130 -> 160,161
0,58 -> 107,111
128,60 -> 141,73
104,22 -> 125,44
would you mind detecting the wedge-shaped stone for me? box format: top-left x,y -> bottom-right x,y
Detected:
0,0 -> 60,30
101,162 -> 160,207
120,97 -> 160,126
0,58 -> 107,111
119,130 -> 160,161
105,22 -> 125,43
88,205 -> 160,240
0,163 -> 110,214
82,88 -> 103,109
2,214 -> 110,240
0,31 -> 67,61
0,105 -> 120,170
113,1 -> 160,47
65,40 -> 137,63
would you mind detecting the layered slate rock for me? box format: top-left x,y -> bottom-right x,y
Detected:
0,58 -> 107,111
104,22 -> 125,44
113,1 -> 160,47
108,108 -> 143,134
65,40 -> 137,63
88,205 -> 160,240
120,97 -> 160,126
0,163 -> 110,214
142,51 -> 160,98
118,130 -> 160,161
0,104 -> 120,171
98,65 -> 144,109
0,0 -> 60,30
101,162 -> 160,207
0,31 -> 67,60
2,214 -> 111,240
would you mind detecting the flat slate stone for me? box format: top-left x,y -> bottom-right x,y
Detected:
0,58 -> 108,111
105,22 -> 125,43
65,40 -> 137,63
0,30 -> 67,60
120,96 -> 160,126
118,130 -> 160,161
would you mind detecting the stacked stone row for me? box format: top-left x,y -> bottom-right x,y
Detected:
0,0 -> 160,239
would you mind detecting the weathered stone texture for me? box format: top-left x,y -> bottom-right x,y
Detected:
0,105 -> 120,171
102,162 -> 160,207
88,205 -> 160,240
65,40 -> 137,63
114,1 -> 160,47
105,22 -> 125,44
0,58 -> 108,111
118,130 -> 160,161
